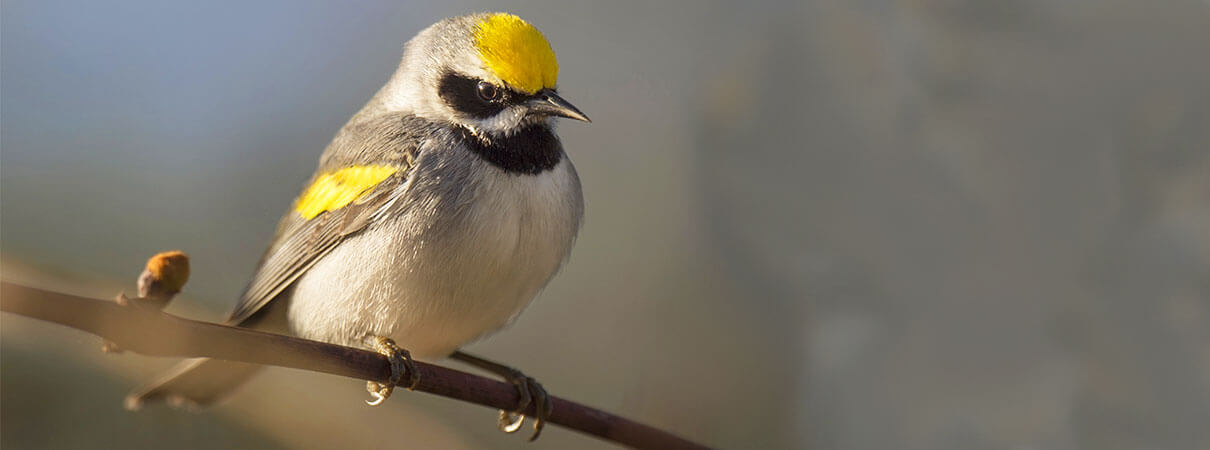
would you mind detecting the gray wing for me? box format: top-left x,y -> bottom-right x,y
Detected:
226,113 -> 440,325
226,172 -> 409,325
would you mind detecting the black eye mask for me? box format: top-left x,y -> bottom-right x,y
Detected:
438,71 -> 541,120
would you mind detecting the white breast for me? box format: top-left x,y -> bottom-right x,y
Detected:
286,154 -> 582,360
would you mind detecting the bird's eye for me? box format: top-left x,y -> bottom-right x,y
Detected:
476,82 -> 500,101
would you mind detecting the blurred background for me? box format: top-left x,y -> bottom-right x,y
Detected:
3,1 -> 1209,449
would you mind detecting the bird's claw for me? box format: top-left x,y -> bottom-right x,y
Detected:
363,337 -> 418,406
498,369 -> 552,441
365,381 -> 391,406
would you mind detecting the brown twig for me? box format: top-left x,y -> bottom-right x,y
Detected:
0,281 -> 710,450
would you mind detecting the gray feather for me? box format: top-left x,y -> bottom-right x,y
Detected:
125,358 -> 262,410
226,113 -> 435,325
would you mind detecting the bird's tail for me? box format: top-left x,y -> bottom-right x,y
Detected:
125,358 -> 263,410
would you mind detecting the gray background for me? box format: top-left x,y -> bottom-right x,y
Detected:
3,1 -> 1208,449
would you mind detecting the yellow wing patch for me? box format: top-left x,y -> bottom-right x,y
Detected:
473,13 -> 558,94
295,165 -> 397,220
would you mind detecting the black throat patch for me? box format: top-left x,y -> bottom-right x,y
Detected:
458,124 -> 563,175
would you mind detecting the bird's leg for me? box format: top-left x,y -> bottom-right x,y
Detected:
451,350 -> 552,441
364,336 -> 419,406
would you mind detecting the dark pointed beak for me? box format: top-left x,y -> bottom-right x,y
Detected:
528,89 -> 591,122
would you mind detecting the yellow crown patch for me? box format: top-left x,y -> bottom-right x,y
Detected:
473,13 -> 558,94
295,165 -> 397,220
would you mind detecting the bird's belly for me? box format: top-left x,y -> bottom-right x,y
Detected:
286,160 -> 580,360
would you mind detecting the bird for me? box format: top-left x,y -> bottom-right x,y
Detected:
126,12 -> 588,440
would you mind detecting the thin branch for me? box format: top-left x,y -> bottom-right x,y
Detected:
0,281 -> 710,450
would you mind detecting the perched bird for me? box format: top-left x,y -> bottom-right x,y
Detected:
126,12 -> 588,439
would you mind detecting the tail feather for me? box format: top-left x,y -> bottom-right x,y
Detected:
125,358 -> 263,411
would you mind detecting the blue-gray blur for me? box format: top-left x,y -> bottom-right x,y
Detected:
3,1 -> 1208,449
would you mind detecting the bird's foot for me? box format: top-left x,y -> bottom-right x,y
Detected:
451,351 -> 552,441
364,336 -> 419,406
497,368 -> 552,441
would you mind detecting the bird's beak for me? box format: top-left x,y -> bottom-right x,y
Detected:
528,89 -> 591,122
